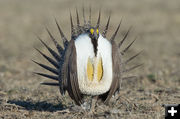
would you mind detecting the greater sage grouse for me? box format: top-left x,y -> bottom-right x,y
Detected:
33,9 -> 141,109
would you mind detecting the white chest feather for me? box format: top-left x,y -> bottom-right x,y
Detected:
75,34 -> 113,95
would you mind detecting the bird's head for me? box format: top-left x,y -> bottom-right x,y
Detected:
88,27 -> 99,41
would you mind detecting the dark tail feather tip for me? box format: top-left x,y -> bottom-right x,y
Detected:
41,82 -> 59,86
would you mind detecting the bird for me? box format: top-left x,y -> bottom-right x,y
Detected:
33,8 -> 142,111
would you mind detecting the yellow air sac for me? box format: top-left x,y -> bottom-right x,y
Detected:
87,58 -> 94,81
97,57 -> 103,82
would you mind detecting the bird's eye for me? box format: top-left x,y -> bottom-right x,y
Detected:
90,28 -> 94,35
96,29 -> 99,34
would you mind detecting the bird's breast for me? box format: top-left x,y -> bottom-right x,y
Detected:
75,34 -> 113,95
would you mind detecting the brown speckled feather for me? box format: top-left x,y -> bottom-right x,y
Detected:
60,41 -> 72,95
104,40 -> 121,104
68,40 -> 83,105
61,41 -> 71,92
61,40 -> 82,105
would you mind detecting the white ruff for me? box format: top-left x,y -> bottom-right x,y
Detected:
75,33 -> 113,95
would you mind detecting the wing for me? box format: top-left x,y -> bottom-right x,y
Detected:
104,40 -> 121,104
62,40 -> 83,105
61,40 -> 73,95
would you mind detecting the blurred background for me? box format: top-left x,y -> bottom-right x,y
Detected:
0,0 -> 180,118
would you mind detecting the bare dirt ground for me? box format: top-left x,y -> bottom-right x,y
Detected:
0,0 -> 180,118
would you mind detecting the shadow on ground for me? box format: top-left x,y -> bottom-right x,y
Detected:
7,100 -> 64,112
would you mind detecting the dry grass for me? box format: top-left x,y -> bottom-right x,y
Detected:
0,0 -> 180,118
